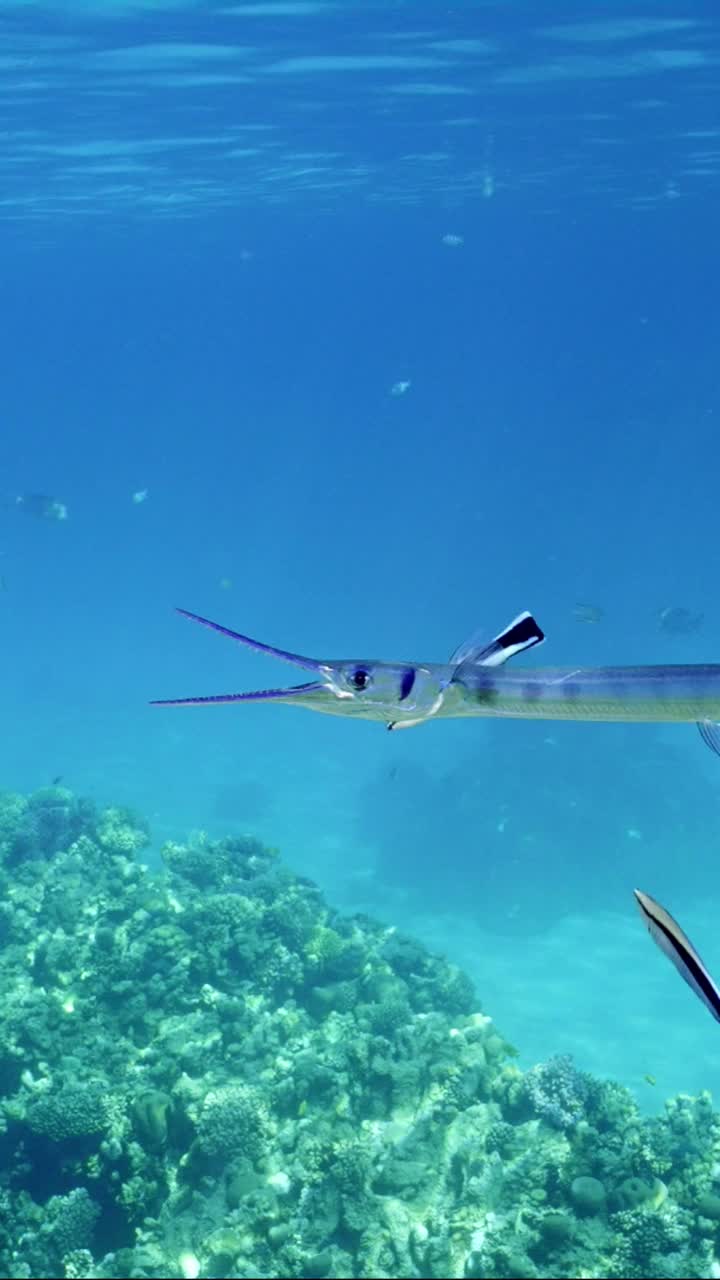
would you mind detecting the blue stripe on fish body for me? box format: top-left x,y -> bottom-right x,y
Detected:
521,680 -> 543,701
399,668 -> 416,701
470,675 -> 499,706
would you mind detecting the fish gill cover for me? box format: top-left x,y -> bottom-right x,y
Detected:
0,788 -> 720,1279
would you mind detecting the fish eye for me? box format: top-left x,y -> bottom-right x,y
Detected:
349,667 -> 370,691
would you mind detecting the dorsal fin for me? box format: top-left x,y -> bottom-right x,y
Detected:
449,610 -> 545,670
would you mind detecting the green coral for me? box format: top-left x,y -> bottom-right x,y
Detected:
26,1084 -> 110,1143
570,1174 -> 606,1215
617,1175 -> 654,1210
96,807 -> 149,856
42,1189 -> 99,1260
62,1249 -> 95,1280
0,788 -> 94,867
161,831 -> 276,889
195,1083 -> 270,1162
606,1205 -> 691,1278
304,923 -> 348,974
0,784 -> 719,1279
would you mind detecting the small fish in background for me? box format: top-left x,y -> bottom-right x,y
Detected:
442,233 -> 464,247
132,489 -> 149,505
219,577 -> 233,591
634,888 -> 720,1024
390,379 -> 411,397
658,606 -> 704,636
643,1073 -> 657,1087
573,602 -> 604,624
15,493 -> 68,521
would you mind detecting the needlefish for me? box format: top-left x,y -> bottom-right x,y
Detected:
151,607 -> 720,756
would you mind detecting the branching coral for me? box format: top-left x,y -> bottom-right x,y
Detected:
195,1084 -> 270,1163
524,1054 -> 590,1130
26,1084 -> 110,1143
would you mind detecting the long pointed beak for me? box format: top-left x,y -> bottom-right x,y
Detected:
150,681 -> 327,708
150,608 -> 331,708
173,607 -> 326,672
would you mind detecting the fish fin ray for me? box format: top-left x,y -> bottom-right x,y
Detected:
697,719 -> 720,757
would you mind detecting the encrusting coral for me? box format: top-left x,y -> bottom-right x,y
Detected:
0,785 -> 719,1278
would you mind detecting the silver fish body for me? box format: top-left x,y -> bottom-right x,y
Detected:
152,608 -> 720,753
247,661 -> 720,726
448,663 -> 720,724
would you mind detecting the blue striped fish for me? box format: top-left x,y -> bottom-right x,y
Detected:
635,889 -> 720,1024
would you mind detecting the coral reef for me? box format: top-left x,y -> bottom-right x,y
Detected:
0,785 -> 719,1278
524,1054 -> 590,1130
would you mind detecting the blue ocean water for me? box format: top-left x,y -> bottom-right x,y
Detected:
2,0 -> 720,1112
